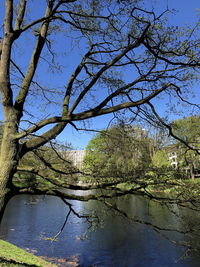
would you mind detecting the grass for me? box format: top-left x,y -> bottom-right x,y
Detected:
0,240 -> 57,267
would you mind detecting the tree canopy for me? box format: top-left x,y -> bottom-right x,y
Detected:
171,116 -> 200,146
83,123 -> 153,178
171,116 -> 200,178
151,149 -> 170,168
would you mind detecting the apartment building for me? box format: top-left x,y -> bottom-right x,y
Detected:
65,150 -> 86,169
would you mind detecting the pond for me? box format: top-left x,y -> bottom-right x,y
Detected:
1,193 -> 200,267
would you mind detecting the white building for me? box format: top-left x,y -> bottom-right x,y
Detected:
65,150 -> 86,169
165,144 -> 179,168
168,151 -> 178,168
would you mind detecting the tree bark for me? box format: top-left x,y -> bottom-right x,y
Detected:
0,110 -> 19,223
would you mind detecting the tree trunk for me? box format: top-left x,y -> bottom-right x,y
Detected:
0,120 -> 19,223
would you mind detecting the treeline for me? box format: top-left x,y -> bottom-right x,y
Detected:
83,116 -> 200,180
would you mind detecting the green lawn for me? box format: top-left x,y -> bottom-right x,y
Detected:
0,240 -> 57,267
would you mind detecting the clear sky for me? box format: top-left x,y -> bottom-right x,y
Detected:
0,0 -> 199,149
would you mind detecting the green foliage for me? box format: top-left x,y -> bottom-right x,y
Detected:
83,131 -> 108,174
172,116 -> 200,144
152,150 -> 171,168
150,116 -> 200,179
83,124 -> 153,178
172,116 -> 200,170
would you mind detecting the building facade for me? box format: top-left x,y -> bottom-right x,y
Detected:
65,150 -> 86,169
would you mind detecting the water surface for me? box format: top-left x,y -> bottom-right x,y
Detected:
1,194 -> 200,267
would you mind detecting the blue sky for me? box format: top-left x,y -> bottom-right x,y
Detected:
58,0 -> 200,149
0,0 -> 199,149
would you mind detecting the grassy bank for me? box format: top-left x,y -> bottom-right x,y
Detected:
0,240 -> 57,267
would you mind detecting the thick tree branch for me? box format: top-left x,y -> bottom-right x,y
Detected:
70,83 -> 173,120
0,0 -> 14,108
63,47 -> 95,113
14,0 -> 27,31
16,165 -> 126,191
15,82 -> 170,141
14,1 -> 55,118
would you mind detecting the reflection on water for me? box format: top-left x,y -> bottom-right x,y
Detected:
1,194 -> 200,267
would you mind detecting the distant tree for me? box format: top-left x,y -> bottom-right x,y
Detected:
151,149 -> 171,168
171,116 -> 200,179
83,131 -> 108,176
172,116 -> 200,147
83,124 -> 153,178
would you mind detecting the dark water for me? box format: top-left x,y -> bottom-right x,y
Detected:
1,193 -> 200,267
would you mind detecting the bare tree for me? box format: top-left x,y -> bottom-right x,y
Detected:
0,0 -> 199,223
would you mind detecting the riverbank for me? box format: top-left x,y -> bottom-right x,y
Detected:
0,240 -> 57,267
